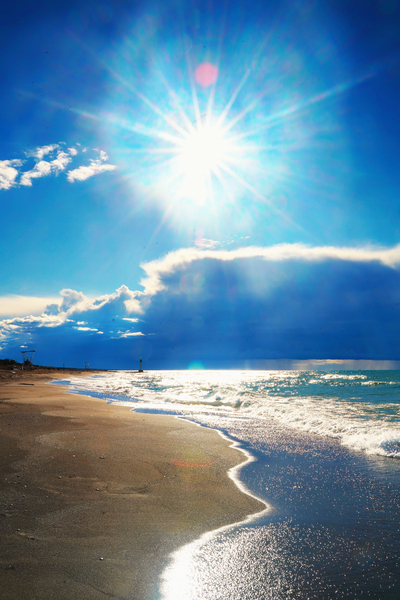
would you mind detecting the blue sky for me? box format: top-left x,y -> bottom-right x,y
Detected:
2,0 -> 400,369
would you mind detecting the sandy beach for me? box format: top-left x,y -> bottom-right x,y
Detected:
0,369 -> 264,600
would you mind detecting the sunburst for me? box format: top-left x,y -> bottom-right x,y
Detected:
93,27 -> 374,235
116,62 -> 267,210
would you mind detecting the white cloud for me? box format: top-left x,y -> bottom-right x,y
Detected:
56,285 -> 143,317
0,295 -> 61,318
2,242 -> 399,320
20,148 -> 77,186
59,289 -> 87,312
0,312 -> 64,335
26,144 -> 60,160
194,238 -> 221,249
140,243 -> 400,295
1,145 -> 116,190
20,160 -> 52,186
0,159 -> 23,190
124,298 -> 142,314
67,152 -> 116,182
118,331 -> 145,337
0,285 -> 144,352
3,242 -> 400,364
50,150 -> 73,172
0,311 -> 66,351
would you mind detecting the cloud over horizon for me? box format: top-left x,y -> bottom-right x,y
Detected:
0,295 -> 62,318
2,243 -> 400,369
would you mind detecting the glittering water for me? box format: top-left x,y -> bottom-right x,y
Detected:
61,370 -> 400,458
57,371 -> 400,599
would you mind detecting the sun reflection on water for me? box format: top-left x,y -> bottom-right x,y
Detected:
159,523 -> 301,600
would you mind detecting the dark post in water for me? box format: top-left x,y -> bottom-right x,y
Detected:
139,357 -> 143,372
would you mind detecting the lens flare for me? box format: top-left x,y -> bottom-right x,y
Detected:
194,62 -> 219,87
188,361 -> 205,370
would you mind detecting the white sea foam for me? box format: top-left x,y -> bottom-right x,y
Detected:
321,373 -> 367,380
58,369 -> 400,458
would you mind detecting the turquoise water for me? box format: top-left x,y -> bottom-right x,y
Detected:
58,371 -> 400,598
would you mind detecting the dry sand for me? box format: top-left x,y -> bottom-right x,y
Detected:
0,369 -> 264,599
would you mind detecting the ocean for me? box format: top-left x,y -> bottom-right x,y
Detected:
58,370 -> 400,599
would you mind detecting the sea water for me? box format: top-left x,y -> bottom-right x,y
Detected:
58,371 -> 400,599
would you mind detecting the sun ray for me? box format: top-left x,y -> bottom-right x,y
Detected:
67,30 -> 193,139
204,21 -> 226,127
185,44 -> 202,127
131,126 -> 186,145
218,162 -> 272,204
221,88 -> 270,135
158,71 -> 196,134
140,192 -> 184,256
226,70 -> 376,141
124,148 -> 182,155
130,88 -> 191,139
217,161 -> 305,233
205,85 -> 216,129
217,69 -> 252,129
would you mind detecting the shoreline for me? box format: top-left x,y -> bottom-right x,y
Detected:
178,416 -> 270,514
0,370 -> 265,600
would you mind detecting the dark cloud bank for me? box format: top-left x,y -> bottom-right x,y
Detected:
2,247 -> 400,369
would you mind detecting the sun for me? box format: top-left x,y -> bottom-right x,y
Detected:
179,123 -> 228,177
175,121 -> 232,203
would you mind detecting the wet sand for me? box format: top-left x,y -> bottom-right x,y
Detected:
0,369 -> 264,600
